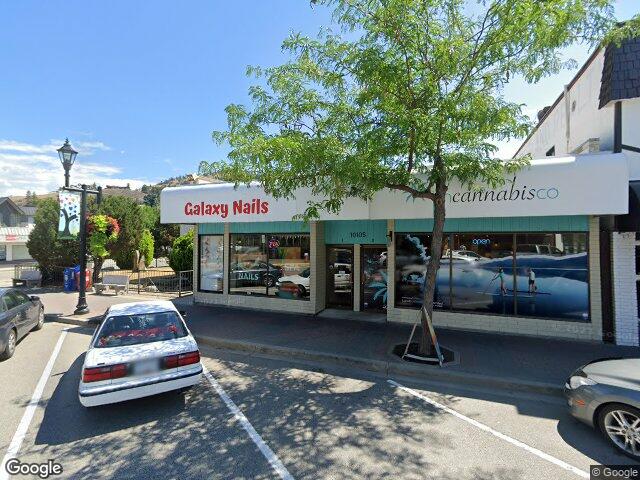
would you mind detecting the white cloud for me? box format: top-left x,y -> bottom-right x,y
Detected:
0,138 -> 151,197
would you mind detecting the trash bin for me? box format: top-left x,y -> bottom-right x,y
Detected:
63,268 -> 75,292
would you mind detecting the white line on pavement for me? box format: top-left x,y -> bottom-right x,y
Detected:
387,379 -> 589,479
202,366 -> 294,480
1,329 -> 68,480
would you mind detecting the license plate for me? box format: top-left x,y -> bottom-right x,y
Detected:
133,359 -> 160,376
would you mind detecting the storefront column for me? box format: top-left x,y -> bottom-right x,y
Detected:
612,231 -> 640,346
223,223 -> 230,295
353,244 -> 361,311
311,221 -> 325,313
386,219 -> 395,318
5,244 -> 12,262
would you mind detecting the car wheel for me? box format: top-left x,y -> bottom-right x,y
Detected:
0,329 -> 17,361
263,275 -> 275,288
598,403 -> 640,460
33,308 -> 45,331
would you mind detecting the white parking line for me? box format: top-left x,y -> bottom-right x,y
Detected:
387,379 -> 589,479
202,366 -> 294,480
1,329 -> 68,480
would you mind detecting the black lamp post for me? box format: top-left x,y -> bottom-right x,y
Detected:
57,139 -> 101,315
57,138 -> 78,188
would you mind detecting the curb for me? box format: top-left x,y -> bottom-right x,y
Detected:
194,334 -> 564,398
45,315 -> 100,327
41,317 -> 564,397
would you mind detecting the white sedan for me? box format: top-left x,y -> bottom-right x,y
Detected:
78,300 -> 202,407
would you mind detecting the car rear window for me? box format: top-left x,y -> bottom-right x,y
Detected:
95,311 -> 188,348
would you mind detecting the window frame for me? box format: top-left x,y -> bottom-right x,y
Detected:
228,232 -> 311,301
198,234 -> 225,294
394,231 -> 591,322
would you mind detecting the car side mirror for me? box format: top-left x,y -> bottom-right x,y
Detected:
29,295 -> 40,302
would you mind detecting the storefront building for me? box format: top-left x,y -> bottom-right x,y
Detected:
161,152 -> 639,346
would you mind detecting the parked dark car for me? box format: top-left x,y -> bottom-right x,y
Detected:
565,357 -> 640,460
0,288 -> 45,360
230,261 -> 283,288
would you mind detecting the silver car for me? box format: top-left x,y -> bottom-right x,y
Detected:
0,288 -> 45,360
565,357 -> 640,460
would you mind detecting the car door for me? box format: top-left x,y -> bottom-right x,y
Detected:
1,293 -> 22,339
6,291 -> 30,338
14,291 -> 38,328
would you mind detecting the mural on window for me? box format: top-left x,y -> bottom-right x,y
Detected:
514,233 -> 589,321
199,235 -> 224,292
362,247 -> 388,311
450,234 -> 515,315
394,232 -> 589,321
394,234 -> 450,309
229,233 -> 310,300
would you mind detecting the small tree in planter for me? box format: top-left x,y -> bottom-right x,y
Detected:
87,215 -> 120,283
139,229 -> 155,268
169,230 -> 194,273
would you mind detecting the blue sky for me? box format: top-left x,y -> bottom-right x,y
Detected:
0,0 -> 637,196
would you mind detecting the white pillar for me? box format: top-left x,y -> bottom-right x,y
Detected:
353,244 -> 361,311
611,232 -> 640,346
5,244 -> 13,262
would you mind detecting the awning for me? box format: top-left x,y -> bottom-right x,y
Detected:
615,181 -> 640,231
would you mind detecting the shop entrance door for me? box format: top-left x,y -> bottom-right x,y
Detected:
361,246 -> 388,312
326,246 -> 353,309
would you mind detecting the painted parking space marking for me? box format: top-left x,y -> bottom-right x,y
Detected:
0,329 -> 68,480
203,365 -> 294,480
388,379 -> 589,479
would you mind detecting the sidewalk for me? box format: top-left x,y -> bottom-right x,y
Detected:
40,291 -> 640,397
181,302 -> 640,397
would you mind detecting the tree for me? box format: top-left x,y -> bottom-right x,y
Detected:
26,198 -> 79,282
96,196 -> 153,269
169,230 -> 194,272
139,229 -> 155,267
200,0 -> 638,355
87,215 -> 120,282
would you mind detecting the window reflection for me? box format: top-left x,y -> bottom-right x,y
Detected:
199,235 -> 224,292
514,233 -> 589,320
394,233 -> 450,309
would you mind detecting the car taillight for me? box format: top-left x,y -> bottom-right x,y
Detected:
163,350 -> 200,369
82,363 -> 128,383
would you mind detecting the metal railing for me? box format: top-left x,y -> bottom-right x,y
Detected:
125,268 -> 193,297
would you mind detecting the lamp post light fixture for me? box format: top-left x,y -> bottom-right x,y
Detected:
57,138 -> 78,188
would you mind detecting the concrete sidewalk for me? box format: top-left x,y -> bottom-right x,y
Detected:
181,302 -> 640,397
37,290 -> 640,397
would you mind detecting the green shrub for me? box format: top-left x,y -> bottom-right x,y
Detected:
168,230 -> 194,272
139,229 -> 154,267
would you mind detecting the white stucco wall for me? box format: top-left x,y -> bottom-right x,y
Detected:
611,232 -> 640,346
517,49 -> 615,158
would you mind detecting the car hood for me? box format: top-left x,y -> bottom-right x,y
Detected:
84,336 -> 198,367
583,358 -> 640,390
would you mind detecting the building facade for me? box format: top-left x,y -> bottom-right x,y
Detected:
0,198 -> 35,262
515,36 -> 640,347
161,152 -> 639,346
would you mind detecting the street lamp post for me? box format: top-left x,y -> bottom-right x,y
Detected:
57,139 -> 102,315
57,138 -> 78,188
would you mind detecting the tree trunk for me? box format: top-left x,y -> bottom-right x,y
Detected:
92,257 -> 104,284
419,177 -> 447,356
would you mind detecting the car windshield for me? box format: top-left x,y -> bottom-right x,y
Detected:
95,311 -> 188,348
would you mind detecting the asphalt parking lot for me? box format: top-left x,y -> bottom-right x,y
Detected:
0,321 -> 636,480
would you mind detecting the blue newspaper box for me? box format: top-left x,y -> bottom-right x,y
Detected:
63,267 -> 75,292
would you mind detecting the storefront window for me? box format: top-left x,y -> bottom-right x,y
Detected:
229,233 -> 310,300
450,234 -> 515,315
199,235 -> 224,292
514,233 -> 589,321
270,234 -> 310,299
394,233 -> 450,309
394,231 -> 590,321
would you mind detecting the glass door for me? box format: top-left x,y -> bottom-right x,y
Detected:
326,246 -> 353,309
361,246 -> 388,312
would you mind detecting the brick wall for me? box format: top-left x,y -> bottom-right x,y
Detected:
612,231 -> 640,346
